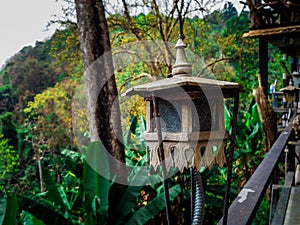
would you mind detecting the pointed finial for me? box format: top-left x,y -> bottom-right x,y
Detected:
172,37 -> 192,76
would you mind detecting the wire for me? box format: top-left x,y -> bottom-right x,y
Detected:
191,167 -> 205,225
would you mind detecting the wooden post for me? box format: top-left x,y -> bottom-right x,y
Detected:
259,38 -> 268,96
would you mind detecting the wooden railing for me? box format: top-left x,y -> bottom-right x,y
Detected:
218,118 -> 295,225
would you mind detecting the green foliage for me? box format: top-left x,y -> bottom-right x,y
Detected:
0,41 -> 59,123
253,195 -> 269,225
43,169 -> 71,212
83,142 -> 110,218
125,184 -> 181,225
4,141 -> 181,225
0,112 -> 18,149
47,23 -> 82,79
15,127 -> 41,193
21,211 -> 45,225
0,84 -> 16,114
0,193 -> 7,224
23,79 -> 75,151
18,192 -> 73,225
0,134 -> 19,191
225,101 -> 264,188
125,114 -> 146,156
0,191 -> 18,225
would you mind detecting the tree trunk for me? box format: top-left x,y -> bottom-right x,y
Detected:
253,74 -> 277,151
75,0 -> 127,222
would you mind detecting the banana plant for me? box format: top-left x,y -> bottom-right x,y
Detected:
0,140 -> 181,225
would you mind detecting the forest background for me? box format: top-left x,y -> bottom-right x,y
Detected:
0,1 -> 286,224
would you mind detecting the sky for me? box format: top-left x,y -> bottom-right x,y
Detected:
0,0 -> 244,68
0,0 -> 67,68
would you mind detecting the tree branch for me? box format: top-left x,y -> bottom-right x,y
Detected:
120,73 -> 155,91
197,56 -> 233,76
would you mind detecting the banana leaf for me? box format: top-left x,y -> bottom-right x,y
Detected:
126,115 -> 146,151
61,149 -> 83,178
135,115 -> 146,150
17,193 -> 73,225
124,184 -> 182,225
224,105 -> 232,133
0,192 -> 18,225
43,168 -> 71,211
126,115 -> 138,147
83,141 -> 110,213
114,164 -> 149,224
251,103 -> 260,124
22,211 -> 44,225
61,149 -> 83,162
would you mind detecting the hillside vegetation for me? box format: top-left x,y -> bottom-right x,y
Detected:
0,2 -> 284,224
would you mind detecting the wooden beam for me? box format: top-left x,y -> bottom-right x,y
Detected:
242,25 -> 300,38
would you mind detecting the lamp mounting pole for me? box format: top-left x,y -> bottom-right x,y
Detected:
223,92 -> 240,225
152,92 -> 173,225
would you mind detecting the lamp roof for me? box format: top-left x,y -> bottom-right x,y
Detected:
280,83 -> 300,92
123,76 -> 240,98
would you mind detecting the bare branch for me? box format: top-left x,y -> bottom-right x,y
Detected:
111,31 -> 125,43
120,73 -> 155,91
113,50 -> 137,56
197,56 -> 234,76
151,0 -> 166,41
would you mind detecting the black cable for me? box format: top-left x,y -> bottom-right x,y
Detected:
191,167 -> 205,225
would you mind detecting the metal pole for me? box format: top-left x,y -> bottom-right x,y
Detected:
152,93 -> 173,225
223,92 -> 239,225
